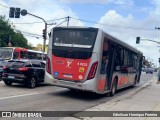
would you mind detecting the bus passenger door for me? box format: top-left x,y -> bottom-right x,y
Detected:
106,43 -> 116,90
99,39 -> 109,91
99,39 -> 117,92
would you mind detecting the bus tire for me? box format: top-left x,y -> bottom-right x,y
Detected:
4,80 -> 12,86
109,79 -> 117,96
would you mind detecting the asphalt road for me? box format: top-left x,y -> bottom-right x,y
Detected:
0,72 -> 155,119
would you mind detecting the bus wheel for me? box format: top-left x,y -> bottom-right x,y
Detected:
110,79 -> 117,96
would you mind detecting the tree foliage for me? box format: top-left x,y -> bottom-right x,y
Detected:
0,16 -> 31,48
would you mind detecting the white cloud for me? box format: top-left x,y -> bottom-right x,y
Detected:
98,10 -> 134,26
96,10 -> 159,65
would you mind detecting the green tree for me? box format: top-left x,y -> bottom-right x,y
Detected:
28,43 -> 34,49
36,43 -> 43,51
0,15 -> 31,48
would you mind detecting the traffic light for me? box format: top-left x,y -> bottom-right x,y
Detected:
159,58 -> 160,63
42,29 -> 47,39
9,7 -> 15,18
15,8 -> 21,18
136,37 -> 140,44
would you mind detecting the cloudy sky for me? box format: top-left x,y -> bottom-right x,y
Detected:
0,0 -> 160,66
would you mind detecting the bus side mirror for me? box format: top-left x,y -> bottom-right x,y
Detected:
136,37 -> 140,44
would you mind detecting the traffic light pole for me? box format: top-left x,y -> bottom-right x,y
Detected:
27,12 -> 47,61
140,39 -> 160,44
9,8 -> 47,60
136,37 -> 160,44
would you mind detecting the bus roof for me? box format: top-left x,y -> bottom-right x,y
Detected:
0,47 -> 47,54
0,47 -> 27,49
52,26 -> 143,55
28,49 -> 47,54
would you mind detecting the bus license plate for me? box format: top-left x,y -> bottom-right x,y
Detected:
8,76 -> 14,79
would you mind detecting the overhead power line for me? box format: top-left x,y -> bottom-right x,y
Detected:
12,17 -> 67,25
0,4 -> 9,8
15,29 -> 42,37
71,17 -> 155,31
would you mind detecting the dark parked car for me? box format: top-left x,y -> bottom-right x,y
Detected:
2,60 -> 45,88
0,61 -> 8,80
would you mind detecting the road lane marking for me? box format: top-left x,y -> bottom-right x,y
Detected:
0,88 -> 66,100
0,92 -> 47,100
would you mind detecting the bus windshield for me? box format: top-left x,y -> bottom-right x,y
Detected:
0,48 -> 13,60
53,28 -> 98,49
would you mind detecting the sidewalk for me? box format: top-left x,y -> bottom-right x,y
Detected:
61,76 -> 160,120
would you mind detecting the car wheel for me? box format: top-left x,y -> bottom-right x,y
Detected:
109,79 -> 117,96
28,77 -> 36,88
4,80 -> 12,86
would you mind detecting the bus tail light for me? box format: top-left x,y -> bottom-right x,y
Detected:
87,61 -> 98,80
46,56 -> 51,74
18,67 -> 28,71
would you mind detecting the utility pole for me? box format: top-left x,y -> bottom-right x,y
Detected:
8,35 -> 12,47
67,16 -> 70,26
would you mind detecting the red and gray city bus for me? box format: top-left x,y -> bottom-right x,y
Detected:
45,27 -> 143,95
0,47 -> 46,61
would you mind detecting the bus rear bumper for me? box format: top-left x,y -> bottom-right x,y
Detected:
45,72 -> 97,92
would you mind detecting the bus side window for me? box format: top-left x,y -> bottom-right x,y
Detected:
20,51 -> 27,59
28,52 -> 33,59
37,53 -> 41,60
13,51 -> 19,59
114,47 -> 122,69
